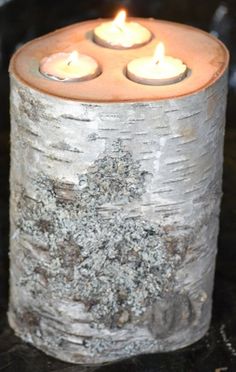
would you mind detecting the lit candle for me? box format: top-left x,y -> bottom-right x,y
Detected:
93,10 -> 152,49
126,42 -> 187,85
39,50 -> 101,82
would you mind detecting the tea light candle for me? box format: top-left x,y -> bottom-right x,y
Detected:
39,50 -> 101,82
93,10 -> 152,49
127,42 -> 187,85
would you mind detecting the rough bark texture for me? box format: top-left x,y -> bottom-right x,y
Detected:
9,71 -> 228,364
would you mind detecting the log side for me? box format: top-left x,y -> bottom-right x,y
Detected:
8,70 -> 228,364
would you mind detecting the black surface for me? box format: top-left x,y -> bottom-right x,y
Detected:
0,1 -> 236,371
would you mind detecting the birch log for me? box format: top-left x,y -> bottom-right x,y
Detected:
8,19 -> 229,364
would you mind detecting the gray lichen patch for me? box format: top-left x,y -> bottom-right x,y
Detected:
15,140 -> 191,329
76,139 -> 147,206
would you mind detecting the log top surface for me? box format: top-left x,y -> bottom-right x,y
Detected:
10,18 -> 229,102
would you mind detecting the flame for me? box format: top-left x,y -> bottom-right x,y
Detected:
113,10 -> 127,31
152,42 -> 165,65
67,51 -> 79,65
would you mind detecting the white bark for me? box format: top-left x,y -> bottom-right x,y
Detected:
8,70 -> 228,364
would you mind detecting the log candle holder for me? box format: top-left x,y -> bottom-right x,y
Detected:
8,18 -> 229,364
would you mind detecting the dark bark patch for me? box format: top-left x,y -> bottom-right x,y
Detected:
148,293 -> 194,338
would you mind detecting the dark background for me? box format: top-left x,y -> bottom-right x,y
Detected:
0,1 -> 236,371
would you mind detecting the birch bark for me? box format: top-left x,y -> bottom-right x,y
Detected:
8,70 -> 228,363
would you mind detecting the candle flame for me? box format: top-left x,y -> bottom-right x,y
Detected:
113,10 -> 127,31
67,51 -> 79,65
152,42 -> 165,65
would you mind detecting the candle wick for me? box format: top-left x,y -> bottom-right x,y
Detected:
151,59 -> 160,66
115,23 -> 124,32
